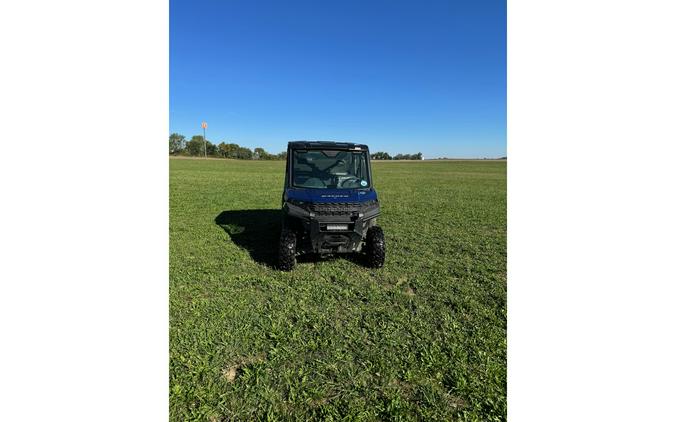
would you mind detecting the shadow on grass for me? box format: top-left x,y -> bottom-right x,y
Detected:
215,209 -> 370,269
215,209 -> 282,268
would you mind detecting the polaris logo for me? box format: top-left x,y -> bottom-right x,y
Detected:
320,194 -> 349,198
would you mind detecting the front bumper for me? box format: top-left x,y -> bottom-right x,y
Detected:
283,201 -> 379,254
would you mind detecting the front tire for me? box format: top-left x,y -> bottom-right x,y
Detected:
365,226 -> 385,268
278,229 -> 297,271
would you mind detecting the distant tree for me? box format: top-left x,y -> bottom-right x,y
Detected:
205,141 -> 217,156
217,142 -> 234,158
186,135 -> 205,156
277,151 -> 287,160
371,151 -> 392,160
412,152 -> 423,160
169,133 -> 186,154
225,143 -> 241,158
217,142 -> 226,157
230,144 -> 242,158
216,142 -> 251,159
254,147 -> 274,160
238,147 -> 253,160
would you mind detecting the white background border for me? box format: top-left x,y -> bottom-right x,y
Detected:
509,0 -> 675,420
0,0 -> 168,420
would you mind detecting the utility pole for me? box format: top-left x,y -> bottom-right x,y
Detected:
201,121 -> 208,158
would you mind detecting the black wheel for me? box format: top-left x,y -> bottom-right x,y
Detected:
278,229 -> 297,271
365,226 -> 385,268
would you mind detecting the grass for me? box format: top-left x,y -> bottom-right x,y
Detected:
170,158 -> 506,421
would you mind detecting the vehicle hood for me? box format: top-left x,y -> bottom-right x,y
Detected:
286,188 -> 378,203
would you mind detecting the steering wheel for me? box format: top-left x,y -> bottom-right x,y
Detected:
339,176 -> 361,188
326,159 -> 347,173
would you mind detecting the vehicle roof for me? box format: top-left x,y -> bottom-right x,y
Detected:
288,140 -> 369,150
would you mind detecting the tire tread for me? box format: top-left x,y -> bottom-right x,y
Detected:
278,229 -> 296,271
365,226 -> 385,268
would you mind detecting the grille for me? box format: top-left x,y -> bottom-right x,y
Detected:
309,202 -> 360,216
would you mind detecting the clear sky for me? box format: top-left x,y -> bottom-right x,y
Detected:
170,0 -> 505,158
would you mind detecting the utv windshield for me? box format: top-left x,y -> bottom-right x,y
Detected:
292,149 -> 370,189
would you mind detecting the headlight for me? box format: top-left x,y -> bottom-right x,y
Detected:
362,199 -> 379,208
285,199 -> 313,217
287,198 -> 305,207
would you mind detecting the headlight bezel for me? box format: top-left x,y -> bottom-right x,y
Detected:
286,198 -> 307,208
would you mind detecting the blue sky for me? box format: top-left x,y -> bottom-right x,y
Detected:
170,0 -> 505,158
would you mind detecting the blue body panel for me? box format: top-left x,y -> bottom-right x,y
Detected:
286,188 -> 378,203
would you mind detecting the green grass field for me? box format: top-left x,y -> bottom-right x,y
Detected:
170,158 -> 506,421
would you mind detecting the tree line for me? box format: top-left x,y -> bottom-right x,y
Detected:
169,133 -> 286,160
169,133 -> 423,161
370,151 -> 423,160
